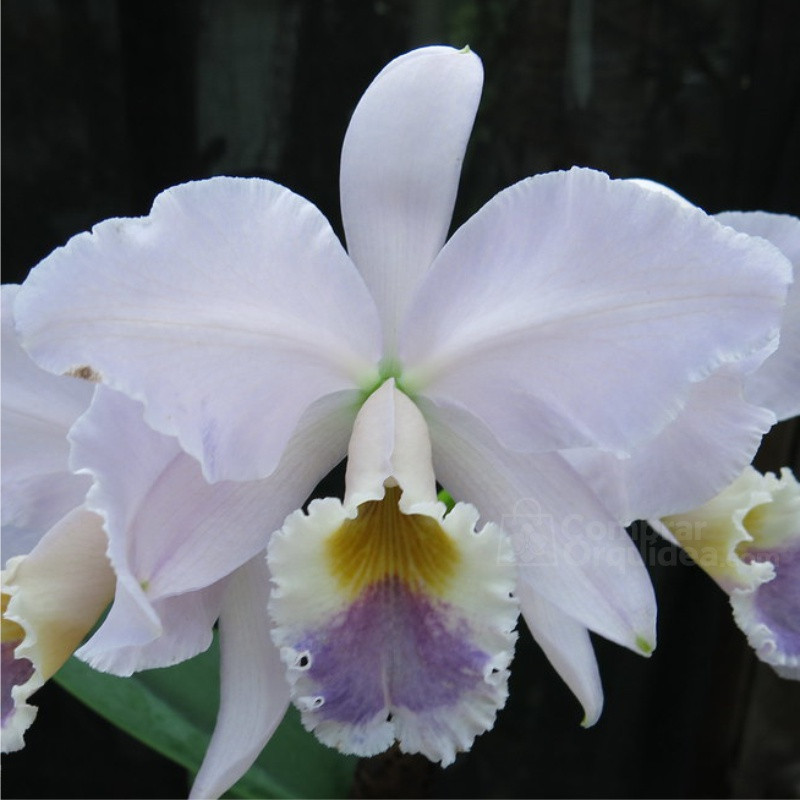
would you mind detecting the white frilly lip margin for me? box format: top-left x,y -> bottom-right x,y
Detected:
728,468 -> 800,678
268,380 -> 519,765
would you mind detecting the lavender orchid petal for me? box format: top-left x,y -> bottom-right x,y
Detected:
565,369 -> 775,524
424,398 -> 656,655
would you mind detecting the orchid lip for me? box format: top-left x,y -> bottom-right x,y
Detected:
267,382 -> 519,764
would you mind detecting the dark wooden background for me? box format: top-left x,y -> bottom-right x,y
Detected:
3,1 -> 799,797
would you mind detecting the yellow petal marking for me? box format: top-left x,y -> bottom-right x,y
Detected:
1,592 -> 25,645
326,486 -> 460,597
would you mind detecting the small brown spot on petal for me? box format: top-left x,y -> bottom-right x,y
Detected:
66,365 -> 101,382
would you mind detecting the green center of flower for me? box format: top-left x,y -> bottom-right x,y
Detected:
358,357 -> 416,404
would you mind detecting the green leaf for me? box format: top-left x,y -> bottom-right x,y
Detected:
54,637 -> 357,798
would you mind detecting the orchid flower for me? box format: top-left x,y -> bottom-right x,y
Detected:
1,285 -> 114,752
11,45 -> 792,798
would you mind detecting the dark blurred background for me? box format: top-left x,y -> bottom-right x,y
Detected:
3,1 -> 799,798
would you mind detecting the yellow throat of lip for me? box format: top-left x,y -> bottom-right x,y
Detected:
325,486 -> 461,597
2,591 -> 25,645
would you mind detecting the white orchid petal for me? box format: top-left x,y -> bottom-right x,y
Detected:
626,177 -> 694,207
2,507 -> 114,752
565,369 -> 775,524
268,385 -> 518,764
70,386 -> 354,672
715,211 -> 800,421
425,399 -> 656,655
340,46 -> 483,347
517,583 -> 603,727
1,285 -> 93,562
190,556 -> 290,800
77,576 -> 226,675
401,168 -> 790,456
16,177 -> 381,482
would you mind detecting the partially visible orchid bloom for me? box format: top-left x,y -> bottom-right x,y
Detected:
655,467 -> 800,679
1,285 -> 113,752
12,46 -> 793,798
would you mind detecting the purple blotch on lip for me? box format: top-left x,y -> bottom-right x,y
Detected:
2,640 -> 34,725
295,577 -> 490,726
750,544 -> 800,657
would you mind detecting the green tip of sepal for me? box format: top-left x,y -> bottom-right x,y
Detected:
459,45 -> 472,54
635,635 -> 654,656
437,489 -> 456,512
